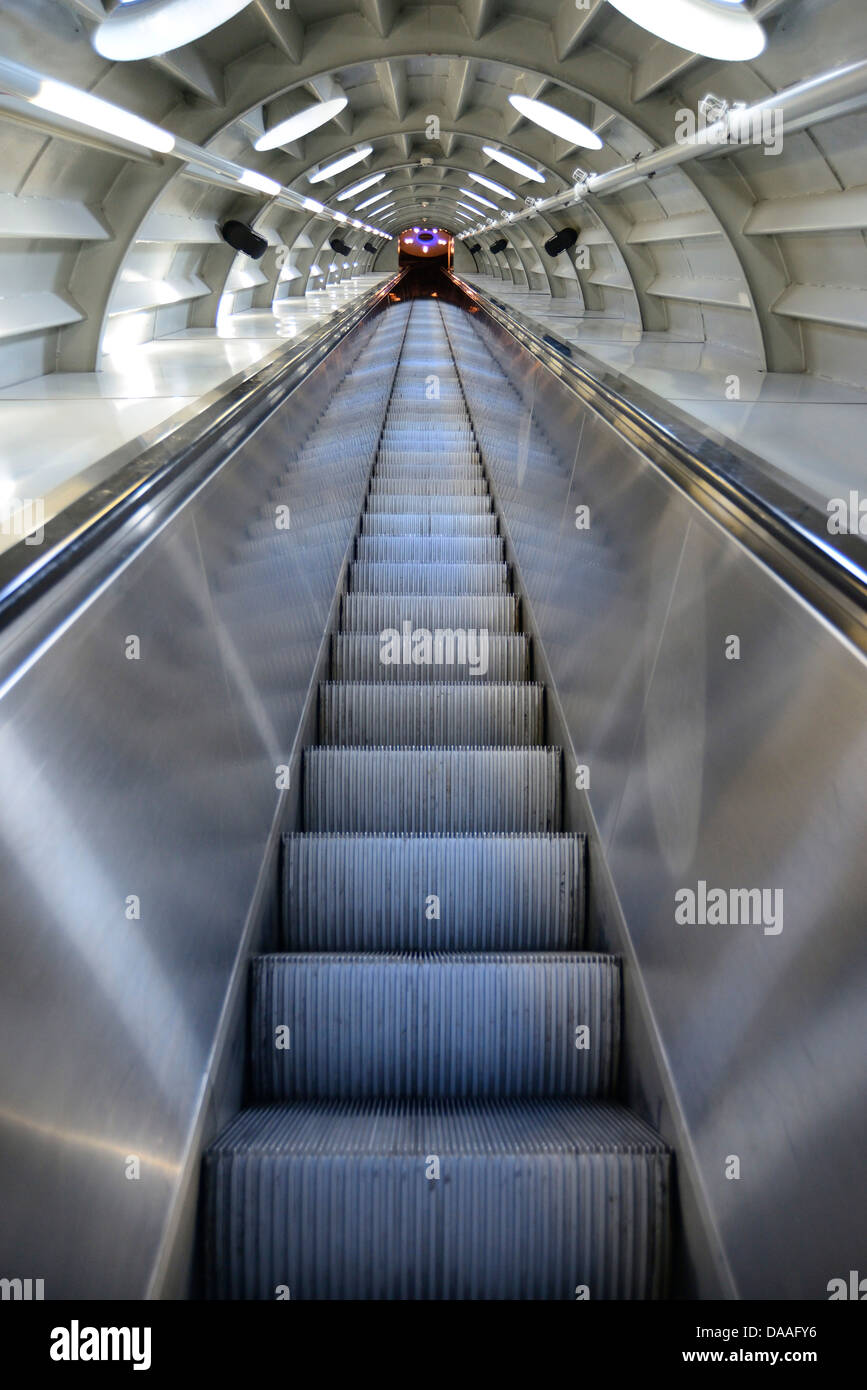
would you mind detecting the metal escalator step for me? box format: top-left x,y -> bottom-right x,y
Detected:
250,952 -> 620,1101
373,461 -> 483,476
319,682 -> 543,746
281,832 -> 585,951
330,633 -> 529,682
340,593 -> 518,634
361,513 -> 499,537
203,1097 -> 671,1300
348,562 -> 509,594
303,746 -> 561,832
355,536 -> 503,564
369,477 -> 488,496
366,494 -> 492,514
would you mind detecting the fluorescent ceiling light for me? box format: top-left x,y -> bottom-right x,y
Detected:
94,0 -> 255,62
457,201 -> 486,215
337,172 -> 386,202
31,77 -> 175,153
302,196 -> 325,214
459,187 -> 497,209
508,95 -> 603,150
308,146 -> 373,184
239,169 -> 281,196
356,188 -> 392,210
482,145 -> 546,183
374,202 -> 395,212
605,0 -> 766,61
468,172 -> 516,200
255,98 -> 348,151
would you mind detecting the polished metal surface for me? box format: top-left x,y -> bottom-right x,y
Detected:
442,297 -> 867,1300
203,301 -> 670,1300
0,297 -> 408,1298
0,274 -> 403,630
450,275 -> 867,655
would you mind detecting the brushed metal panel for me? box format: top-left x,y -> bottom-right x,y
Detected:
0,308 -> 400,1298
454,303 -> 867,1300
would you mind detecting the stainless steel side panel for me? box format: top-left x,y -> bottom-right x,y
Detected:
0,317 -> 382,1299
468,314 -> 867,1301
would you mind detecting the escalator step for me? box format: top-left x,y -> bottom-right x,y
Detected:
203,1098 -> 670,1300
319,681 -> 542,746
303,746 -> 562,832
369,477 -> 488,496
330,633 -> 529,681
250,952 -> 620,1100
366,494 -> 492,514
348,562 -> 509,594
281,832 -> 585,951
339,593 -> 518,635
356,537 -> 504,564
361,513 -> 499,537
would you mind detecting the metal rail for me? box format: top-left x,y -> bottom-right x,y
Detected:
0,273 -> 404,635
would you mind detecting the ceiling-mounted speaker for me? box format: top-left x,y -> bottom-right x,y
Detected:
329,236 -> 351,256
363,241 -> 378,255
468,243 -> 482,255
220,220 -> 267,260
544,227 -> 579,258
490,238 -> 508,255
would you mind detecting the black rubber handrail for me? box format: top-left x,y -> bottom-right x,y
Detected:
451,272 -> 867,654
0,272 -> 405,634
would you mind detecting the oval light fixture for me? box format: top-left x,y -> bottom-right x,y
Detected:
508,95 -> 603,150
308,146 -> 373,184
468,171 -> 517,200
94,0 -> 255,61
337,172 -> 386,202
459,187 -> 498,209
482,146 -> 546,183
255,98 -> 348,151
356,188 -> 392,210
605,0 -> 766,61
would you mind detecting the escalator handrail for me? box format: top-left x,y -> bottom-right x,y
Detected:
451,272 -> 867,654
0,273 -> 405,635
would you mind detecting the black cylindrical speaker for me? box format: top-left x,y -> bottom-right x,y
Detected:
363,242 -> 378,255
468,243 -> 482,254
490,238 -> 508,255
220,220 -> 267,260
544,227 -> 579,258
329,237 -> 352,256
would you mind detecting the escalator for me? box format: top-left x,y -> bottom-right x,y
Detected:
202,299 -> 670,1300
2,278 -> 864,1305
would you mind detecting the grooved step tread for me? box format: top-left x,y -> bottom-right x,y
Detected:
281,831 -> 585,952
250,951 -> 620,1101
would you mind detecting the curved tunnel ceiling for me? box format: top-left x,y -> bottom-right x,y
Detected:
0,0 -> 866,388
